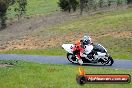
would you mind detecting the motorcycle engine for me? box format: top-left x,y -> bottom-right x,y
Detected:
94,52 -> 108,62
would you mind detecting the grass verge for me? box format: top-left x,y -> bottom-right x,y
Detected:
0,60 -> 132,88
0,48 -> 65,56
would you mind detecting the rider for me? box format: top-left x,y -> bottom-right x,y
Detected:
72,35 -> 92,65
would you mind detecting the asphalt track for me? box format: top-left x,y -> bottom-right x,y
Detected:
0,54 -> 132,69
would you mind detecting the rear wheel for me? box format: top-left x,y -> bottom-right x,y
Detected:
108,56 -> 114,66
101,56 -> 114,66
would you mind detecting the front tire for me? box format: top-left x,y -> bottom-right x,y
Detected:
67,53 -> 77,64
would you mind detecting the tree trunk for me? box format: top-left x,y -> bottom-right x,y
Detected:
80,0 -> 86,15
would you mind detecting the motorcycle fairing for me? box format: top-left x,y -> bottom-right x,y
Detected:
62,44 -> 74,53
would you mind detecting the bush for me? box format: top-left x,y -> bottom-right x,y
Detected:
127,0 -> 132,4
58,0 -> 79,12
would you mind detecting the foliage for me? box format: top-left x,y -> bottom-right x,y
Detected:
58,0 -> 79,12
0,0 -> 27,29
79,0 -> 127,14
0,0 -> 9,29
14,0 -> 27,20
127,0 -> 132,4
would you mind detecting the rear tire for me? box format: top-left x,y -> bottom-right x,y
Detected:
101,56 -> 114,66
108,56 -> 114,66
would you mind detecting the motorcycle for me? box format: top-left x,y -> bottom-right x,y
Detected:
62,43 -> 114,66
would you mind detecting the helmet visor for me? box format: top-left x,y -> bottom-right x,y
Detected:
83,40 -> 90,45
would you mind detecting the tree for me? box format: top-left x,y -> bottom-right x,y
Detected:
99,0 -> 104,8
58,0 -> 79,12
127,0 -> 132,4
80,0 -> 97,14
15,0 -> 27,20
0,0 -> 8,29
0,0 -> 27,29
80,0 -> 87,14
71,0 -> 79,11
58,0 -> 128,15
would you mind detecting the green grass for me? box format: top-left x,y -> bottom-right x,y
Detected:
7,0 -> 59,18
2,8 -> 132,60
0,48 -> 66,56
26,0 -> 59,16
0,60 -> 132,88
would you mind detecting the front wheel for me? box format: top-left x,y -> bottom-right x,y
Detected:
67,53 -> 77,64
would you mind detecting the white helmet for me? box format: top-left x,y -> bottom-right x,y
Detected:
82,35 -> 91,45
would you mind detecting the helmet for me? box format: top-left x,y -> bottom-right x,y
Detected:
82,35 -> 91,45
